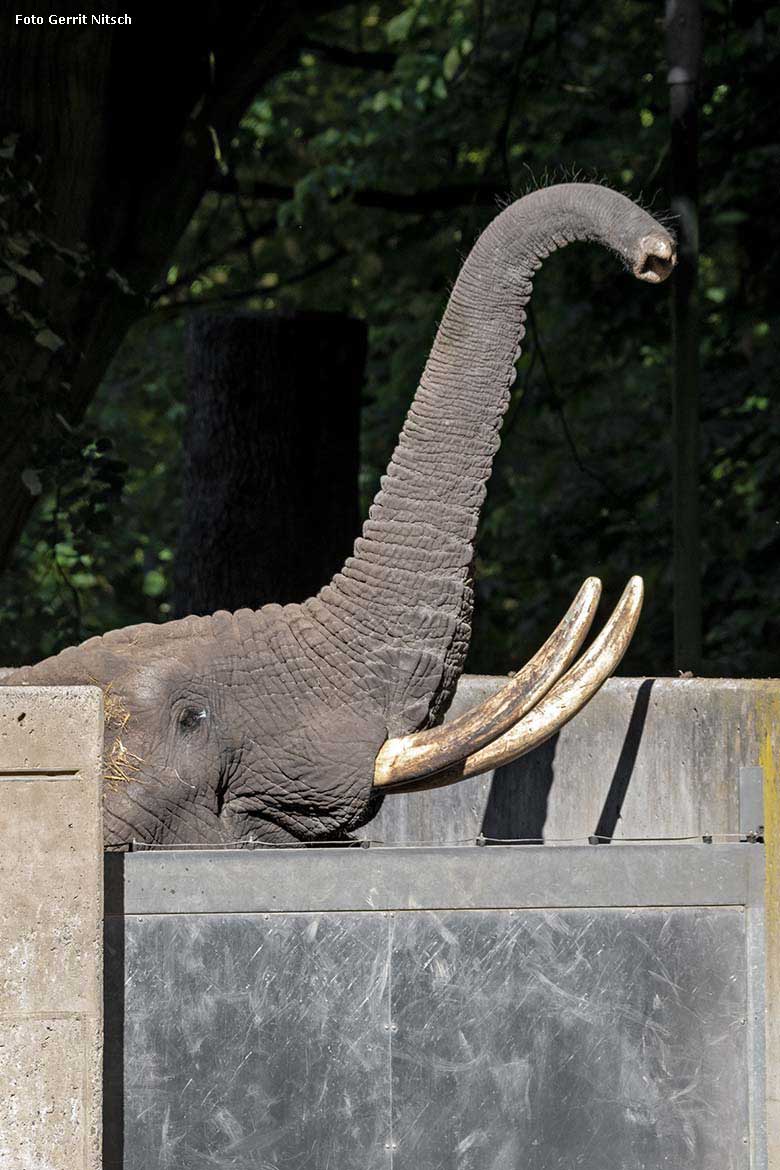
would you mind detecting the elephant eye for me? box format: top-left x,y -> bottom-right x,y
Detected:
178,706 -> 208,733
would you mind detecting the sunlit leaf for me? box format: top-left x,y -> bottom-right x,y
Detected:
34,327 -> 64,351
143,569 -> 167,598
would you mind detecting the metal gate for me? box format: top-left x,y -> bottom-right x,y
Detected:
103,843 -> 766,1169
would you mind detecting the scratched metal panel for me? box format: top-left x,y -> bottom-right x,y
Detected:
103,848 -> 763,1169
390,907 -> 750,1170
116,912 -> 391,1170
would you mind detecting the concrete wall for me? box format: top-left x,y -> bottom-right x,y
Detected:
0,687 -> 103,1170
758,687 -> 780,1169
365,676 -> 780,844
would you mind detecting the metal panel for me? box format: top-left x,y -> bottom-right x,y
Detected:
104,844 -> 766,1169
105,842 -> 759,916
391,908 -> 749,1170
114,912 -> 390,1170
746,855 -> 768,1169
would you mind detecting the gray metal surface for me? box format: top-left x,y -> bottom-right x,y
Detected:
747,878 -> 768,1169
104,844 -> 766,1169
391,908 -> 749,1169
105,842 -> 758,916
111,913 -> 390,1169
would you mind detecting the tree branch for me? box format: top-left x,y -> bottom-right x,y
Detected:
155,247 -> 349,317
209,174 -> 502,213
528,305 -> 627,505
299,35 -> 398,72
494,0 -> 544,187
150,216 -> 278,300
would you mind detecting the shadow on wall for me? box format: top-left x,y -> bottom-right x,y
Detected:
480,678 -> 655,843
480,734 -> 559,842
593,678 -> 654,842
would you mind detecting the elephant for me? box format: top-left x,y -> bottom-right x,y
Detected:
2,183 -> 675,848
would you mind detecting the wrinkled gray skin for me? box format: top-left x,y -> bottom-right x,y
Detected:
3,185 -> 673,848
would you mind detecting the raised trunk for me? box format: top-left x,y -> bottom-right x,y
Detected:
311,184 -> 673,734
175,311 -> 365,614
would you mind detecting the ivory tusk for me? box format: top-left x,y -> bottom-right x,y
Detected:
373,576 -> 602,790
384,575 -> 643,795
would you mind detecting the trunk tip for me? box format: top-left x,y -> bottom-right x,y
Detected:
633,233 -> 677,283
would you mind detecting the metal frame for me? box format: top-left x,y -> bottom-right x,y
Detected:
106,841 -> 763,915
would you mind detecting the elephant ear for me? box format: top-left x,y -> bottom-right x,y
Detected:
311,183 -> 674,740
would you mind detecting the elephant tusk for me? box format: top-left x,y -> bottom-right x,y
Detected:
372,576 -> 602,790
382,575 -> 643,795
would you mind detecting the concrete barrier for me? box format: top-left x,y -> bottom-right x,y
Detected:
0,687 -> 103,1170
366,675 -> 780,844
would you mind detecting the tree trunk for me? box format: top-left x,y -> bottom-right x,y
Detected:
0,0 -> 346,575
665,0 -> 702,672
175,311 -> 366,614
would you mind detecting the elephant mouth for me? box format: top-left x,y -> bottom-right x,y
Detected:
225,795 -> 359,847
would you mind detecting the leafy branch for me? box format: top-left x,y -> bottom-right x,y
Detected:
209,173 -> 501,213
155,246 -> 350,316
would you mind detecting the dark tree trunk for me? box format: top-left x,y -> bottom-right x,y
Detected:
175,311 -> 366,615
665,0 -> 703,672
0,0 -> 346,575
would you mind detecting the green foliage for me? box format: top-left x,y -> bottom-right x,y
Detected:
0,131 -> 150,664
0,318 -> 186,662
4,0 -> 780,676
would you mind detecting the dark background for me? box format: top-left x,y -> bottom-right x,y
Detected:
1,0 -> 778,677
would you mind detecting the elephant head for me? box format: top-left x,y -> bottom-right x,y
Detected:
3,184 -> 675,848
